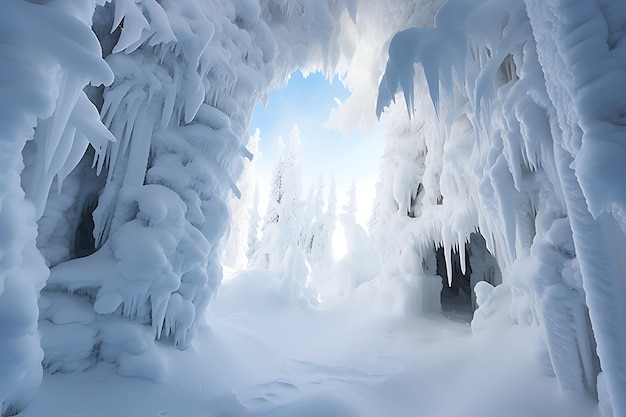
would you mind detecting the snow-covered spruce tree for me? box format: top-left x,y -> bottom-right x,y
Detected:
253,126 -> 302,271
375,0 -> 626,414
343,181 -> 357,224
318,176 -> 337,272
297,182 -> 320,262
246,184 -> 262,267
250,126 -> 319,304
23,0 -> 358,383
297,175 -> 337,275
335,183 -> 379,296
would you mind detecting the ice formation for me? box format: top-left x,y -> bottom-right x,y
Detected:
0,0 -> 625,416
0,0 -> 355,415
374,0 -> 626,415
0,1 -> 113,415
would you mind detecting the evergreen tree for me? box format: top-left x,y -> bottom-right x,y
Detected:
343,181 -> 357,225
253,125 -> 302,271
298,183 -> 318,258
246,184 -> 261,266
367,182 -> 382,238
296,174 -> 338,274
322,176 -> 338,269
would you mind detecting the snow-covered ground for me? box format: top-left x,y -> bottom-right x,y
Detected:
20,268 -> 599,417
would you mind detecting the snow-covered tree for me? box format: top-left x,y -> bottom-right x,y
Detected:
321,176 -> 338,269
294,174 -> 337,275
309,176 -> 337,273
297,183 -> 320,260
367,182 -> 383,237
253,126 -> 302,271
335,183 -> 379,295
246,185 -> 262,267
342,181 -> 358,225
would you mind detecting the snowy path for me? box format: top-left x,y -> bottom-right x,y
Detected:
20,269 -> 599,417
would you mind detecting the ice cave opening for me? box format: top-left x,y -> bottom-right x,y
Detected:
436,232 -> 501,320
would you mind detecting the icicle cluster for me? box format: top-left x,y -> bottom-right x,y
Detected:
33,0 -> 291,382
375,0 -> 626,415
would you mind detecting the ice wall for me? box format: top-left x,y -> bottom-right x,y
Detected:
0,1 -> 114,415
375,0 -> 626,415
0,0 -> 356,414
40,1 -> 275,377
12,0 -> 357,399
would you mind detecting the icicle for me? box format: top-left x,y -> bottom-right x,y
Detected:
57,131 -> 89,193
105,137 -> 121,182
143,0 -> 177,46
121,92 -> 145,157
240,144 -> 254,161
229,177 -> 242,200
111,0 -> 150,54
69,92 -> 116,150
102,81 -> 133,127
160,69 -> 179,131
44,74 -> 83,173
46,124 -> 76,178
121,104 -> 151,188
459,238 -> 467,275
443,232 -> 453,287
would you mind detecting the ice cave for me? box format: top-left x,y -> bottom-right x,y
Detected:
1,0 -> 625,416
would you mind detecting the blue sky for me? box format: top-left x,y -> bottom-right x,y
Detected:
249,70 -> 385,230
